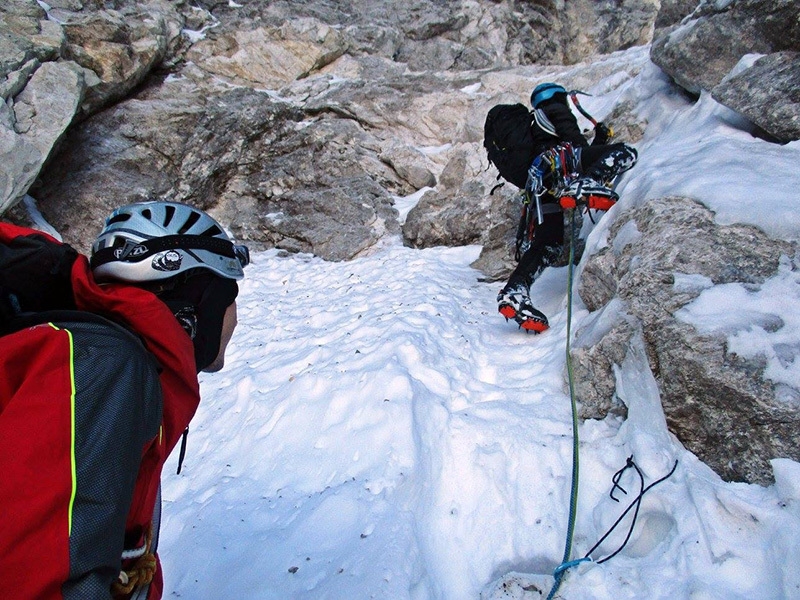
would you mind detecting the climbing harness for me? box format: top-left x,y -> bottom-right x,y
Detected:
515,144 -> 580,260
526,143 -> 580,220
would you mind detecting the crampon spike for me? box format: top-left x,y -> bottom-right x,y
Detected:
520,319 -> 549,334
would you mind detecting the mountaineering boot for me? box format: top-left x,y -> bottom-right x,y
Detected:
497,281 -> 527,320
559,176 -> 618,211
497,283 -> 549,333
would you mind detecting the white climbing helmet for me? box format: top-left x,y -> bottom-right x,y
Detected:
91,201 -> 249,282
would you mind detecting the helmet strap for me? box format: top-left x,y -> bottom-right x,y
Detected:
154,272 -> 238,372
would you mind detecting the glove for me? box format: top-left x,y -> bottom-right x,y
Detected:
592,122 -> 613,146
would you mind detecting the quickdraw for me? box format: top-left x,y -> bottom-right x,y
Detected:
515,143 -> 581,260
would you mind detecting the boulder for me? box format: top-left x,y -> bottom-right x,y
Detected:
574,197 -> 799,485
58,1 -> 187,115
712,52 -> 800,144
31,78 -> 401,260
650,0 -> 800,141
402,149 -> 504,258
379,145 -> 437,191
1,60 -> 84,215
403,188 -> 488,249
0,1 -> 62,81
186,17 -> 349,88
0,0 -> 191,215
650,10 -> 772,95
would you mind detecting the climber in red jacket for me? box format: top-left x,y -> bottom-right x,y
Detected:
0,200 -> 249,599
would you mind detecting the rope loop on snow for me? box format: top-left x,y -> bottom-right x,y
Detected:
584,457 -> 679,565
544,211 -> 680,599
553,557 -> 592,577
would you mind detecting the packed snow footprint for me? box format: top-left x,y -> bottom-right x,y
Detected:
160,241 -> 800,600
159,52 -> 800,600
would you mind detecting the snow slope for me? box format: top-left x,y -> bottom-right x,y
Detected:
159,48 -> 800,599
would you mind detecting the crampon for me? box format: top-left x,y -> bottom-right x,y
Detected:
497,287 -> 550,333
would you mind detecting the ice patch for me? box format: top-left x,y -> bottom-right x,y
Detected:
676,259 -> 800,389
393,187 -> 433,224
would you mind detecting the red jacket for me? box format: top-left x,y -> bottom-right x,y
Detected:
0,223 -> 200,598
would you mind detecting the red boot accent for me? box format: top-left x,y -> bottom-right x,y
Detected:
499,304 -> 517,320
520,318 -> 549,333
587,195 -> 616,211
559,196 -> 577,209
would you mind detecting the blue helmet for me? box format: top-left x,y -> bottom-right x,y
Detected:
531,83 -> 567,108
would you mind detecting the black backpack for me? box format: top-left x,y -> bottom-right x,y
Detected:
0,227 -> 79,336
483,103 -> 539,190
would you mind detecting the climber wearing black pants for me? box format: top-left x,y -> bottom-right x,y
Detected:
497,82 -> 637,332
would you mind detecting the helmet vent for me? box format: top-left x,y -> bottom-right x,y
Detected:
201,224 -> 223,237
179,211 -> 201,234
91,201 -> 247,282
164,205 -> 176,227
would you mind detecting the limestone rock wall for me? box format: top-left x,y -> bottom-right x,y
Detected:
4,0 -> 666,257
650,0 -> 800,142
574,197 -> 799,485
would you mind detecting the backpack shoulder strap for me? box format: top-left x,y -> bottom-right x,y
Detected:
533,108 -> 558,137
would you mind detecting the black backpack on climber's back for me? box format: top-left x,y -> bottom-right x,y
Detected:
0,226 -> 78,336
483,103 -> 538,190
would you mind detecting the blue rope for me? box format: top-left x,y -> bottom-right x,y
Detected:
543,213 -> 679,597
546,209 -> 582,600
547,558 -> 592,600
554,557 -> 592,577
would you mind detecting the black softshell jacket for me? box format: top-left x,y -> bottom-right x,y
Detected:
530,100 -> 589,153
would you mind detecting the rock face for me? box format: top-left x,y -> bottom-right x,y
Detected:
650,0 -> 800,142
10,0 -> 656,260
712,51 -> 800,144
30,74 -> 403,259
1,60 -> 84,213
59,1 -> 187,115
654,0 -> 700,32
573,197 -> 799,485
2,0 -> 793,247
0,0 -> 188,214
188,0 -> 660,70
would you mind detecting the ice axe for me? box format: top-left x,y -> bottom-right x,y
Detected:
569,90 -> 614,141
